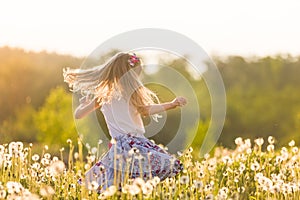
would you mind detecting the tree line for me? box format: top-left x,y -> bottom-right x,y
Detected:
0,46 -> 299,152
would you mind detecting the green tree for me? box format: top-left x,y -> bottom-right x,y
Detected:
34,86 -> 77,146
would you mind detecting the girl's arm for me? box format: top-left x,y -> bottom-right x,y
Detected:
74,97 -> 100,119
138,96 -> 187,116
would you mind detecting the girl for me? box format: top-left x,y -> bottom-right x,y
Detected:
63,52 -> 187,192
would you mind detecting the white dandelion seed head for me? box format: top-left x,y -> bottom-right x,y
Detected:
128,184 -> 141,195
40,186 -> 55,197
254,138 -> 264,146
74,152 -> 79,159
267,144 -> 275,152
32,154 -> 40,162
104,185 -> 117,197
48,160 -> 65,176
180,175 -> 189,185
133,177 -> 145,188
52,156 -> 59,162
142,181 -> 153,195
91,147 -> 98,155
88,181 -> 99,191
67,139 -> 72,144
292,147 -> 299,154
0,190 -> 6,199
235,137 -> 243,146
268,136 -> 275,144
194,180 -> 203,189
43,153 -> 51,160
289,140 -> 295,147
251,162 -> 260,171
205,193 -> 214,199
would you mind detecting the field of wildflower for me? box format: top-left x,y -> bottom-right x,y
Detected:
1,136 -> 300,200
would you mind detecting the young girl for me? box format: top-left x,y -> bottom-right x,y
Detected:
63,52 -> 187,192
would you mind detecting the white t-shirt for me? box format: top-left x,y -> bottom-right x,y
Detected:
100,97 -> 145,139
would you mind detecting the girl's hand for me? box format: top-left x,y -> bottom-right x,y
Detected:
172,96 -> 187,107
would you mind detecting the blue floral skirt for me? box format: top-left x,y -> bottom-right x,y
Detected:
84,134 -> 183,192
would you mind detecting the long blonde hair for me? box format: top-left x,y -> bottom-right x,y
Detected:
63,52 -> 159,108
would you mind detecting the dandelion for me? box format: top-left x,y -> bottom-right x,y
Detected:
32,154 -> 39,162
268,136 -> 275,144
207,158 -> 217,171
91,147 -> 98,155
84,164 -> 90,170
204,184 -> 212,192
205,194 -> 214,200
89,155 -> 96,163
289,140 -> 295,147
8,142 -> 17,154
103,185 -> 117,197
235,137 -> 243,145
177,151 -> 183,156
275,156 -> 284,164
251,161 -> 260,171
239,163 -> 246,173
52,156 -> 59,162
6,181 -> 23,194
98,192 -> 107,199
20,174 -> 27,179
180,175 -> 189,184
244,139 -> 252,148
0,145 -> 5,153
197,170 -> 205,178
128,184 -> 140,195
40,186 -> 55,197
222,156 -> 233,165
128,147 -> 139,156
151,176 -> 160,186
67,139 -> 72,144
133,177 -> 145,188
16,141 -> 23,151
31,163 -> 41,170
88,181 -> 99,191
48,160 -> 65,176
267,144 -> 274,152
218,187 -> 228,199
255,138 -> 264,146
74,152 -> 79,159
0,190 -> 6,199
141,181 -> 153,195
41,158 -> 50,166
292,147 -> 298,154
194,180 -> 203,189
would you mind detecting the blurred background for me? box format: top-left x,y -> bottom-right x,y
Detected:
0,0 -> 299,154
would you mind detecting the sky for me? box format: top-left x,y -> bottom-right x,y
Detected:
0,0 -> 300,58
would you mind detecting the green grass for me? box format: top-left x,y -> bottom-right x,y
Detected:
1,136 -> 300,199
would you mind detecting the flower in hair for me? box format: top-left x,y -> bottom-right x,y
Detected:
128,53 -> 140,67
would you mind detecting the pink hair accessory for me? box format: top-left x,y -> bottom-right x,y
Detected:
128,53 -> 140,67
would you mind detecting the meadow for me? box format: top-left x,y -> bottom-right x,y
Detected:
1,136 -> 300,200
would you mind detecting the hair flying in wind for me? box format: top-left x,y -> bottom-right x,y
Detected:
63,52 -> 160,108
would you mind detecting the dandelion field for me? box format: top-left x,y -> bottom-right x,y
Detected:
1,137 -> 300,200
